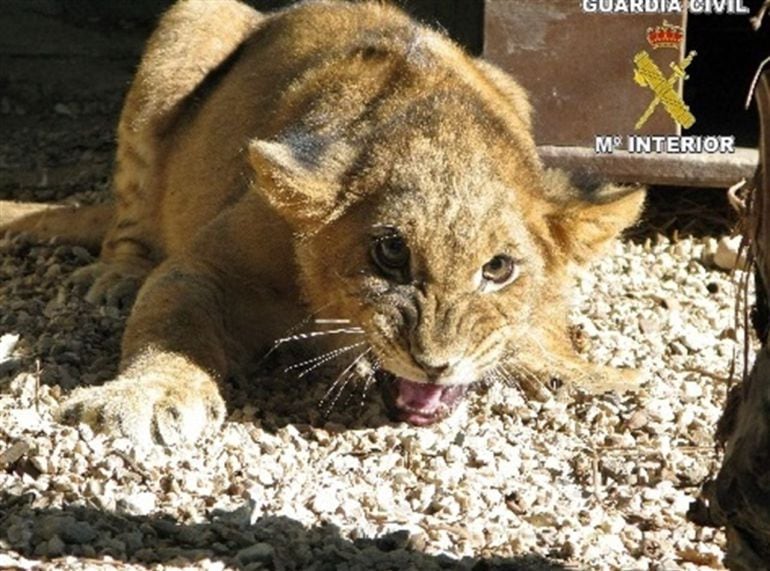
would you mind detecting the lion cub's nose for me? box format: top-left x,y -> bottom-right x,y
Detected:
413,356 -> 449,381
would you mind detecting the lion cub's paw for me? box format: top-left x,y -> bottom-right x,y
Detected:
59,374 -> 225,447
70,261 -> 149,308
517,363 -> 646,402
570,364 -> 647,396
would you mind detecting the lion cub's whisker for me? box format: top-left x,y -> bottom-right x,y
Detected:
286,341 -> 367,378
279,302 -> 336,337
258,305 -> 335,363
320,370 -> 358,417
358,356 -> 382,412
340,356 -> 378,410
272,327 -> 364,347
258,309 -> 357,363
318,348 -> 373,416
356,370 -> 378,411
346,356 -> 380,413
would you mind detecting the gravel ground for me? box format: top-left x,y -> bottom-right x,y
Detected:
0,90 -> 746,570
0,222 -> 745,570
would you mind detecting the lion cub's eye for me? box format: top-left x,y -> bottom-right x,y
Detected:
482,255 -> 517,286
371,234 -> 410,280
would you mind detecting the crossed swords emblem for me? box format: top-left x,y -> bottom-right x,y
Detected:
633,50 -> 697,130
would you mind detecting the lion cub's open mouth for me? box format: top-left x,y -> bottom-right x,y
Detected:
378,372 -> 469,426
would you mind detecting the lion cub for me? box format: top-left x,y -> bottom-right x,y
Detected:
4,0 -> 644,446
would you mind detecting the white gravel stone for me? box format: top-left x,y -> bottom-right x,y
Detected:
119,492 -> 157,516
682,381 -> 704,401
713,235 -> 747,271
311,489 -> 338,514
646,398 -> 676,424
0,333 -> 20,363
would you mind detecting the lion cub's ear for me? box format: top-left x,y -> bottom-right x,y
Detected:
248,136 -> 350,229
543,169 -> 645,266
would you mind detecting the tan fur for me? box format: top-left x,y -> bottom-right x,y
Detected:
3,0 -> 644,446
0,202 -> 113,252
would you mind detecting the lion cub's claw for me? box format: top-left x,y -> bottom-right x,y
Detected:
70,261 -> 148,308
59,375 -> 225,447
576,365 -> 646,395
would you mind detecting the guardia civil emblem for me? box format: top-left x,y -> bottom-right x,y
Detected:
633,20 -> 696,130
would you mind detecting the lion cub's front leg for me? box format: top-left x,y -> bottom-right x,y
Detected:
514,325 -> 643,401
60,259 -> 253,447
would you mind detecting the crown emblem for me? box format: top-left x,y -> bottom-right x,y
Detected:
646,20 -> 684,50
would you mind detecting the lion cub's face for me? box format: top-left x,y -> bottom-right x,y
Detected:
249,118 -> 642,426
253,128 -> 551,424
348,203 -> 544,424
312,140 -> 548,424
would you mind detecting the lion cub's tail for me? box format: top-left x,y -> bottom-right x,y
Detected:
0,201 -> 114,252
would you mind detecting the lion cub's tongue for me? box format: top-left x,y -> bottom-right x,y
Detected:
394,377 -> 444,413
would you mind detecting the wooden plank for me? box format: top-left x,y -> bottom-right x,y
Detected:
484,0 -> 685,146
538,145 -> 758,188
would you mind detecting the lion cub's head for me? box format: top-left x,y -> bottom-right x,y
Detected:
247,19 -> 644,424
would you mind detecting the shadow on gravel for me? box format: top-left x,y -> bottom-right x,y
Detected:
0,237 -> 397,436
625,185 -> 736,242
225,371 -> 401,434
0,492 -> 567,570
